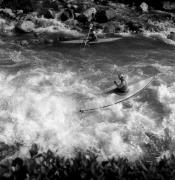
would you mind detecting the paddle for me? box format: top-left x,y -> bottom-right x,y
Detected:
83,23 -> 94,47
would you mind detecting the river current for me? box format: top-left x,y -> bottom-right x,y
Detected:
0,36 -> 175,160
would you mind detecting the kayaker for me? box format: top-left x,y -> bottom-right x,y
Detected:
88,23 -> 98,42
114,74 -> 128,93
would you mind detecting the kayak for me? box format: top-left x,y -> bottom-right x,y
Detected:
80,76 -> 154,113
60,37 -> 121,44
0,61 -> 30,68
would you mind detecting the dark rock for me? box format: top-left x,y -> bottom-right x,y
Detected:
95,9 -> 116,23
83,7 -> 97,22
0,142 -> 19,161
30,0 -> 43,11
42,0 -> 61,11
0,8 -> 16,19
167,31 -> 175,41
12,157 -> 28,180
39,8 -> 55,19
44,38 -> 54,44
103,23 -> 116,33
105,9 -> 117,20
16,10 -> 23,15
1,0 -> 33,12
20,40 -> 29,46
64,19 -> 79,29
126,20 -> 143,33
29,143 -> 39,158
140,2 -> 148,13
163,1 -> 175,11
16,20 -> 35,33
60,8 -> 74,21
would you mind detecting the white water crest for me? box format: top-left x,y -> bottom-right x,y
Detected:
0,37 -> 175,160
0,64 -> 168,160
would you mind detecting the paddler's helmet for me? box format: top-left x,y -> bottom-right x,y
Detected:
90,23 -> 93,29
118,73 -> 125,80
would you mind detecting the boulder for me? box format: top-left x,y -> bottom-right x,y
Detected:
29,143 -> 39,158
20,40 -> 29,46
0,8 -> 16,19
126,21 -> 143,33
95,8 -> 116,23
167,32 -> 175,41
105,9 -> 117,20
140,2 -> 148,13
39,8 -> 55,19
16,20 -> 35,33
31,0 -> 43,11
1,0 -> 33,12
60,8 -> 74,21
163,2 -> 175,11
83,7 -> 97,22
42,0 -> 61,11
103,23 -> 116,33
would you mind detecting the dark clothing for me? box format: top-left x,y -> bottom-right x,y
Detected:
114,80 -> 128,93
114,87 -> 128,94
88,31 -> 97,42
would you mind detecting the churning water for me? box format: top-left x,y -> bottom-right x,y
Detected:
0,36 -> 175,160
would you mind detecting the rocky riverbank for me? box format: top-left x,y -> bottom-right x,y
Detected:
0,0 -> 175,46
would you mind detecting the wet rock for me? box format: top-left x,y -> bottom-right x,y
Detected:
83,7 -> 97,22
64,19 -> 79,29
11,157 -> 28,180
0,142 -> 19,161
30,0 -> 43,11
20,40 -> 29,46
95,9 -> 116,23
1,0 -> 33,12
39,8 -> 55,19
126,20 -> 143,33
60,8 -> 74,21
29,143 -> 39,158
103,21 -> 126,34
16,20 -> 35,33
163,1 -> 175,11
0,8 -> 16,19
42,0 -> 62,11
103,23 -> 116,33
105,9 -> 117,21
44,38 -> 54,44
167,32 -> 175,41
16,10 -> 23,16
140,2 -> 148,13
34,154 -> 45,165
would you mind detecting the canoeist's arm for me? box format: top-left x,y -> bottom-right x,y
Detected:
114,81 -> 119,86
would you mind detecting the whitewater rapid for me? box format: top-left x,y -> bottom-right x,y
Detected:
0,37 -> 175,161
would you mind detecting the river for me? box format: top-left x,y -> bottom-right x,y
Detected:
0,36 -> 175,160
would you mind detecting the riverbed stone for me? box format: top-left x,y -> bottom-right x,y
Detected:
16,20 -> 35,33
167,32 -> 175,41
95,8 -> 116,23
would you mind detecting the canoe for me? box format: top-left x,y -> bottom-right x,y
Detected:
80,76 -> 154,113
60,37 -> 121,44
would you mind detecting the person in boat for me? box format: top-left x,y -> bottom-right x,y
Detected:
87,23 -> 98,42
114,74 -> 128,94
